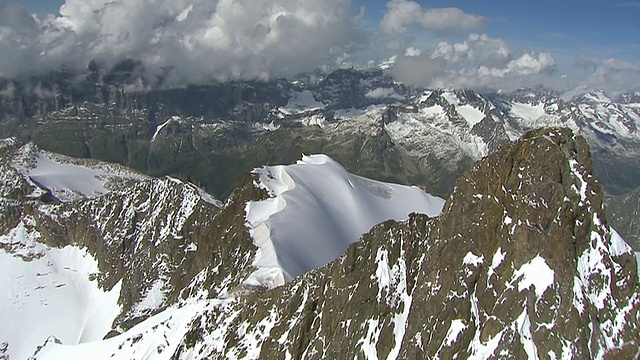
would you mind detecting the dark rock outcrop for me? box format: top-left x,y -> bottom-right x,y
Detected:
177,128 -> 639,359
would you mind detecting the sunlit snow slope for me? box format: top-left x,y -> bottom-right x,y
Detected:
11,143 -> 147,202
0,221 -> 121,360
245,154 -> 445,288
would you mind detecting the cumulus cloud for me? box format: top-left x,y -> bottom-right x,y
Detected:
0,0 -> 361,86
477,52 -> 556,78
386,34 -> 560,91
432,33 -> 510,64
380,0 -> 486,35
404,47 -> 422,57
386,31 -> 640,94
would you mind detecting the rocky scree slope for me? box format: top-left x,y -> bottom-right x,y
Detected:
166,128 -> 639,359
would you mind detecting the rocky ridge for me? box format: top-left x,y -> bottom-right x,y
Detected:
11,128 -> 637,359
164,128 -> 639,359
0,138 -> 265,357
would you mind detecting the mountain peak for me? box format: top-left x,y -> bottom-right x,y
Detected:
425,127 -> 638,358
244,153 -> 445,288
8,128 -> 639,359
169,127 -> 636,359
576,90 -> 613,104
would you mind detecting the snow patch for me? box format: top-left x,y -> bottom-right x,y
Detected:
511,255 -> 554,298
509,102 -> 546,122
457,105 -> 485,127
515,306 -> 539,359
358,318 -> 382,360
568,159 -> 588,204
609,228 -> 632,258
487,247 -> 506,283
151,116 -> 180,142
27,154 -> 108,199
33,299 -> 214,360
440,91 -> 485,127
463,252 -> 484,267
12,146 -> 146,202
443,319 -> 466,347
374,248 -> 391,301
133,280 -> 167,316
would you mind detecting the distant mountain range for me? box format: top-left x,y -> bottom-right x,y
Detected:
2,66 -> 639,247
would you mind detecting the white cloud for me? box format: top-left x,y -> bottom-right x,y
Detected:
0,0 -> 361,85
365,87 -> 404,100
478,52 -> 556,78
573,56 -> 640,94
380,0 -> 486,35
387,32 -> 639,94
386,34 -> 559,91
404,46 -> 422,57
432,33 -> 510,64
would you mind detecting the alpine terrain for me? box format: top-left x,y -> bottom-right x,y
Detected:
1,67 -> 639,245
1,0 -> 640,358
0,126 -> 638,358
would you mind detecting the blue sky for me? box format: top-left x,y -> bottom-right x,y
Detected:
362,0 -> 640,59
3,0 -> 640,92
13,0 -> 640,61
17,0 -> 640,62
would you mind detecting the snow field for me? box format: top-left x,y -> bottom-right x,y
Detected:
245,154 -> 445,288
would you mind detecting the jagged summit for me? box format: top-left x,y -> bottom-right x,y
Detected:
153,128 -> 635,359
427,128 -> 639,357
20,128 -> 638,359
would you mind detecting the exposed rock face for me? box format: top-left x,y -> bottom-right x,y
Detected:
3,128 -> 639,358
403,128 -> 639,358
0,139 -> 262,335
175,128 -> 639,359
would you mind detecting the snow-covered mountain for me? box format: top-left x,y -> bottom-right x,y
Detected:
1,67 -> 640,358
1,127 -> 639,359
0,139 -> 224,358
245,154 -> 444,288
2,69 -> 639,246
2,68 -> 639,199
0,139 -> 445,359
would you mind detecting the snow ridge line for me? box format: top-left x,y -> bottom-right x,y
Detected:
244,166 -> 296,288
